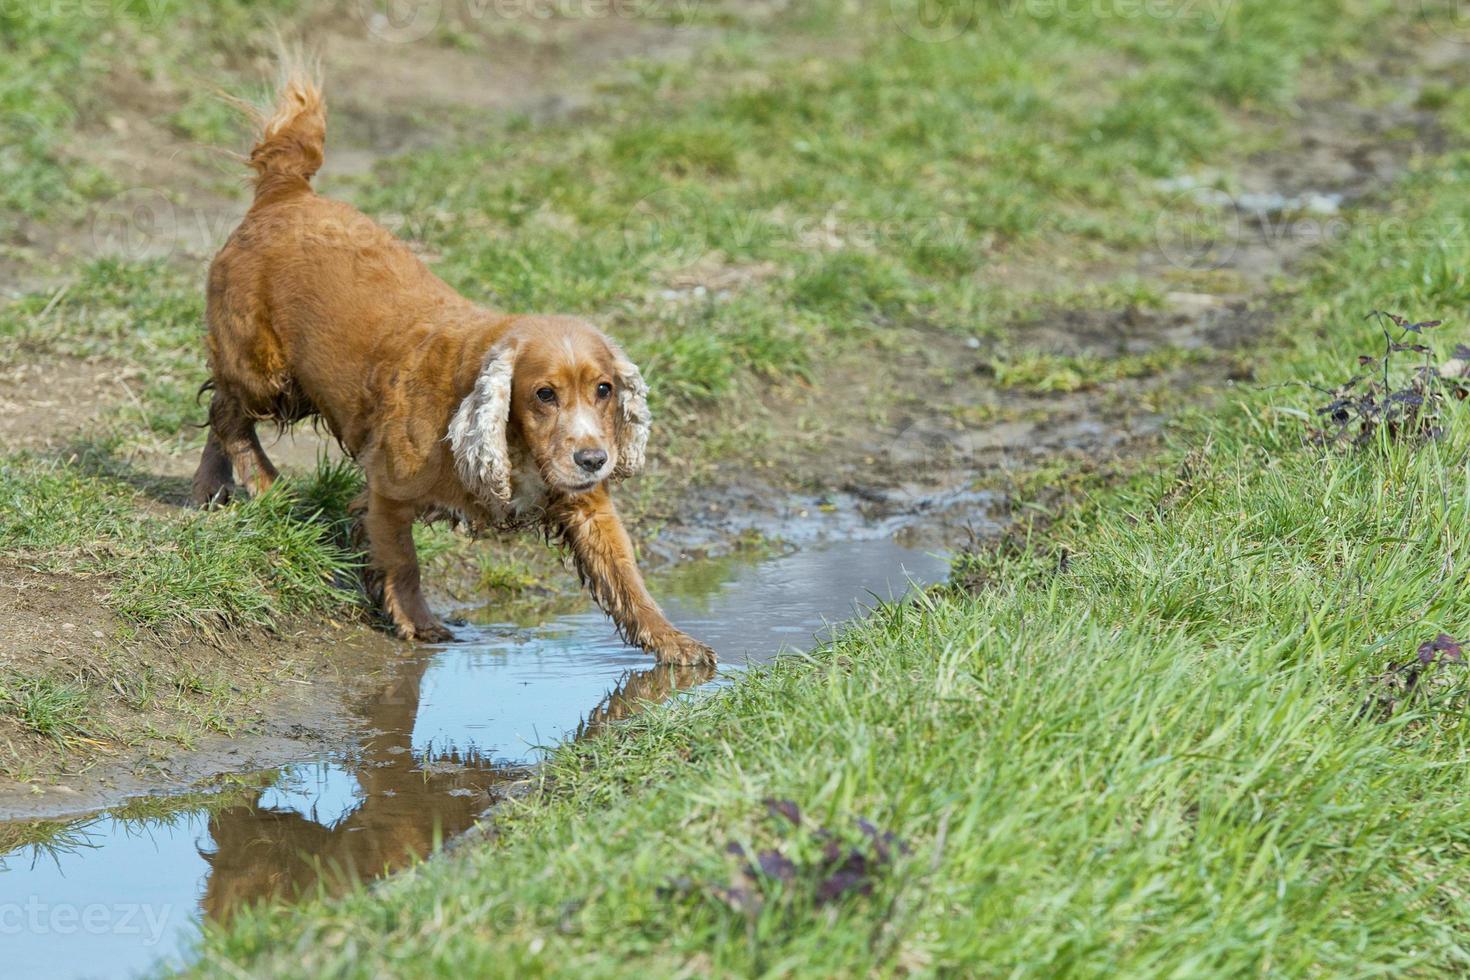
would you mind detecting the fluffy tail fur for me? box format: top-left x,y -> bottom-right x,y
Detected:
242,58 -> 325,201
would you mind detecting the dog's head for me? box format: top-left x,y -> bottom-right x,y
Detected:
448,316 -> 649,506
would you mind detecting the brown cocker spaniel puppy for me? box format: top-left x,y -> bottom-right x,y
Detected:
192,70 -> 714,667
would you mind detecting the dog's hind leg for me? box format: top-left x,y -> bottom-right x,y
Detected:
194,389 -> 279,504
228,424 -> 279,497
191,430 -> 237,507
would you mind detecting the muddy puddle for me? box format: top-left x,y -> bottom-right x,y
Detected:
0,533 -> 953,979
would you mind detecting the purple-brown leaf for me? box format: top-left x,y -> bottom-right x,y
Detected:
1417,634 -> 1464,666
764,798 -> 801,826
817,870 -> 873,904
756,849 -> 797,882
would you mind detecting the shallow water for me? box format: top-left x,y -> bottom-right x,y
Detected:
0,535 -> 950,980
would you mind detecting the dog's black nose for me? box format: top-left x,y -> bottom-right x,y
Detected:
574,448 -> 608,473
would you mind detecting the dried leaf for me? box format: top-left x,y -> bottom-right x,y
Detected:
831,847 -> 870,877
856,819 -> 910,862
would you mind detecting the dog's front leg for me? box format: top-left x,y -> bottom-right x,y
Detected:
364,489 -> 453,643
553,488 -> 715,666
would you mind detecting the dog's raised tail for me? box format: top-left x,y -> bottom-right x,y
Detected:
244,61 -> 325,200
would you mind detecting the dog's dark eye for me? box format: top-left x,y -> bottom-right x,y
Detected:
596,382 -> 613,399
535,387 -> 557,404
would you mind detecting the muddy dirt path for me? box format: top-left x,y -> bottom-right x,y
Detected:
656,39 -> 1464,562
1,7 -> 854,463
721,39 -> 1469,552
0,11 -> 710,447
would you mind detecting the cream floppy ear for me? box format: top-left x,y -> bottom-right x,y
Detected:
448,340 -> 517,505
608,341 -> 650,481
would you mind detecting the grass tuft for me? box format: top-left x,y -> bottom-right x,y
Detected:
0,455 -> 362,634
0,673 -> 91,744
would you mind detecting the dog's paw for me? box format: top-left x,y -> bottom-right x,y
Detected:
396,618 -> 454,643
652,631 -> 716,667
191,481 -> 237,509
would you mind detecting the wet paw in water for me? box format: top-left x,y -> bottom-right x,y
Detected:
654,632 -> 718,666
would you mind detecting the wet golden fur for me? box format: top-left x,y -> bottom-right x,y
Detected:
192,69 -> 713,666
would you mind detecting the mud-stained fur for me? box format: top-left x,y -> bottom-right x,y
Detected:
192,64 -> 712,666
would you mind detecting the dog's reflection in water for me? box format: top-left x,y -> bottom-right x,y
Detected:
198,658 -> 716,921
577,663 -> 717,741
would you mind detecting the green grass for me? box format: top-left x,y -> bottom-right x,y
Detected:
0,452 -> 365,774
3,0 -> 1408,425
347,0 -> 1394,348
188,138 -> 1470,980
0,0 -> 1415,660
988,347 -> 1204,393
0,0 -> 302,217
1,1 -> 1468,966
0,673 -> 92,745
0,454 -> 361,634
